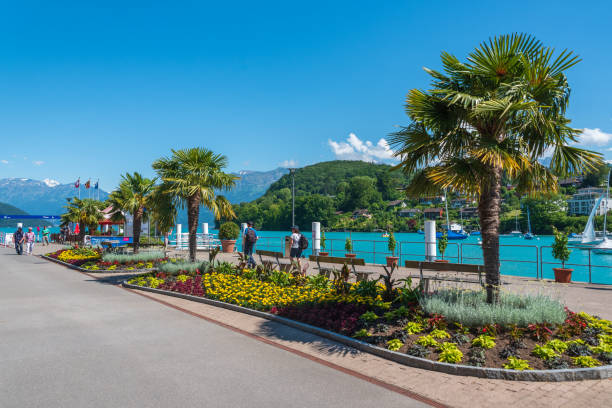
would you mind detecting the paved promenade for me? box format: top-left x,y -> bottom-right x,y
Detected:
0,248 -> 426,408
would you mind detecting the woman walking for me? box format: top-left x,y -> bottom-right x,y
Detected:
25,227 -> 36,255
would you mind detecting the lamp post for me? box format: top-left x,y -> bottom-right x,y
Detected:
289,168 -> 296,227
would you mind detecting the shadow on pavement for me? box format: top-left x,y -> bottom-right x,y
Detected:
255,319 -> 360,358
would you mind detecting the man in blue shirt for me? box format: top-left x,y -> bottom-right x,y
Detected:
14,227 -> 24,255
243,221 -> 258,268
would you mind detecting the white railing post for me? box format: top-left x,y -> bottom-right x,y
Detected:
312,222 -> 320,256
176,224 -> 182,249
425,220 -> 437,261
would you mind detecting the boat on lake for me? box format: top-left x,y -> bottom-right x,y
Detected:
523,207 -> 536,240
592,171 -> 612,255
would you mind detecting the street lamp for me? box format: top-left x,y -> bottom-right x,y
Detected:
289,168 -> 296,227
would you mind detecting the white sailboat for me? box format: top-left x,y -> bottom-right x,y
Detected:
592,170 -> 612,255
523,207 -> 536,240
577,195 -> 605,245
510,214 -> 522,236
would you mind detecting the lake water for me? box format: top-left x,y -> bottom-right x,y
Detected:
3,226 -> 611,284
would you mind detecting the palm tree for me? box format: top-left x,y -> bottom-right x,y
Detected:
149,183 -> 178,248
389,34 -> 602,303
108,172 -> 157,254
61,198 -> 106,243
152,148 -> 237,261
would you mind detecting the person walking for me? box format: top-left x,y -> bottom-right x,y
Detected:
289,226 -> 303,270
42,226 -> 50,246
243,221 -> 258,268
14,227 -> 24,255
25,227 -> 36,255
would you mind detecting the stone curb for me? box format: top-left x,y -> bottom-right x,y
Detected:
40,255 -> 153,274
122,280 -> 612,382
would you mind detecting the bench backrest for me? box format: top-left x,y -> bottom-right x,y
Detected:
256,250 -> 284,258
404,260 -> 482,273
309,255 -> 366,266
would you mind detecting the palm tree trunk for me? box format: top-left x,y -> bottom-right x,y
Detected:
133,207 -> 143,254
187,192 -> 201,262
478,167 -> 502,304
78,221 -> 86,244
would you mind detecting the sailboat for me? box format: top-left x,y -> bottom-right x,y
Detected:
510,214 -> 522,237
592,170 -> 612,255
436,190 -> 468,240
575,194 -> 605,247
523,207 -> 536,240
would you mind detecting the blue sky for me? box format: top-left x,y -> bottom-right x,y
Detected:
0,0 -> 611,190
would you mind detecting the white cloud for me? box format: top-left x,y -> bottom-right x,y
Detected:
328,133 -> 395,162
578,128 -> 612,146
279,159 -> 298,168
33,160 -> 44,166
1,159 -> 8,164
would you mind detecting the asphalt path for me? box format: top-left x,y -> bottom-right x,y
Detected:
0,248 -> 427,408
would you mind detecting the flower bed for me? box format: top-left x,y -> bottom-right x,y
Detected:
127,264 -> 612,371
46,248 -> 101,266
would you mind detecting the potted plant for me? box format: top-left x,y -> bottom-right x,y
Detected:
436,232 -> 449,263
345,237 -> 356,258
552,227 -> 572,283
218,222 -> 240,253
319,230 -> 329,256
386,231 -> 399,267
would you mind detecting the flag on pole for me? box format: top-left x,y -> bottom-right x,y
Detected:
85,179 -> 91,189
94,180 -> 99,189
75,178 -> 80,188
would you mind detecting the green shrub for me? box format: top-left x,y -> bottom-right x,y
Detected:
438,232 -> 448,259
419,289 -> 566,327
437,343 -> 462,363
345,238 -> 353,253
219,222 -> 240,240
545,339 -> 568,353
416,335 -> 439,347
430,329 -> 451,339
353,329 -> 370,339
552,227 -> 571,268
503,357 -> 532,370
102,251 -> 166,264
532,345 -> 559,360
387,339 -> 403,351
572,356 -> 601,367
359,311 -> 379,323
472,335 -> 496,349
158,260 -> 208,274
404,321 -> 424,335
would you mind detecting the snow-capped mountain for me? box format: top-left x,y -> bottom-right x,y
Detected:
42,178 -> 60,187
0,178 -> 109,215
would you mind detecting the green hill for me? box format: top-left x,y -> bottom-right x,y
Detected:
0,202 -> 29,215
230,161 -> 413,230
0,202 -> 33,228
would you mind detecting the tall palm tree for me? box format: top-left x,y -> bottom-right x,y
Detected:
152,148 -> 237,261
61,198 -> 106,243
108,172 -> 157,253
389,34 -> 602,303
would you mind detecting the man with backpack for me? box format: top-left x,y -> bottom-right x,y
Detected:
14,227 -> 24,255
243,221 -> 258,268
290,225 -> 308,273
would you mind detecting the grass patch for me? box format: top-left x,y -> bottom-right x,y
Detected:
419,289 -> 565,327
101,251 -> 166,264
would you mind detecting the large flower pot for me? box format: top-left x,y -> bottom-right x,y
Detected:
345,253 -> 356,258
220,240 -> 236,253
319,251 -> 329,257
386,256 -> 399,267
435,259 -> 449,263
553,268 -> 573,283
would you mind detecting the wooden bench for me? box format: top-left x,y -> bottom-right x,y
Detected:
404,260 -> 484,291
256,250 -> 292,271
308,255 -> 373,281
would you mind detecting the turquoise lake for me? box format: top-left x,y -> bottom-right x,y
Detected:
3,226 -> 611,284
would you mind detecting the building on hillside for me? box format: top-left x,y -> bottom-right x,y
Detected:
451,198 -> 468,208
424,208 -> 444,219
460,207 -> 478,218
419,195 -> 445,205
399,208 -> 421,218
335,210 -> 344,215
352,209 -> 372,219
559,177 -> 583,188
567,188 -> 610,215
387,199 -> 406,209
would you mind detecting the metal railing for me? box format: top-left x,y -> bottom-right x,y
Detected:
461,243 -> 540,279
